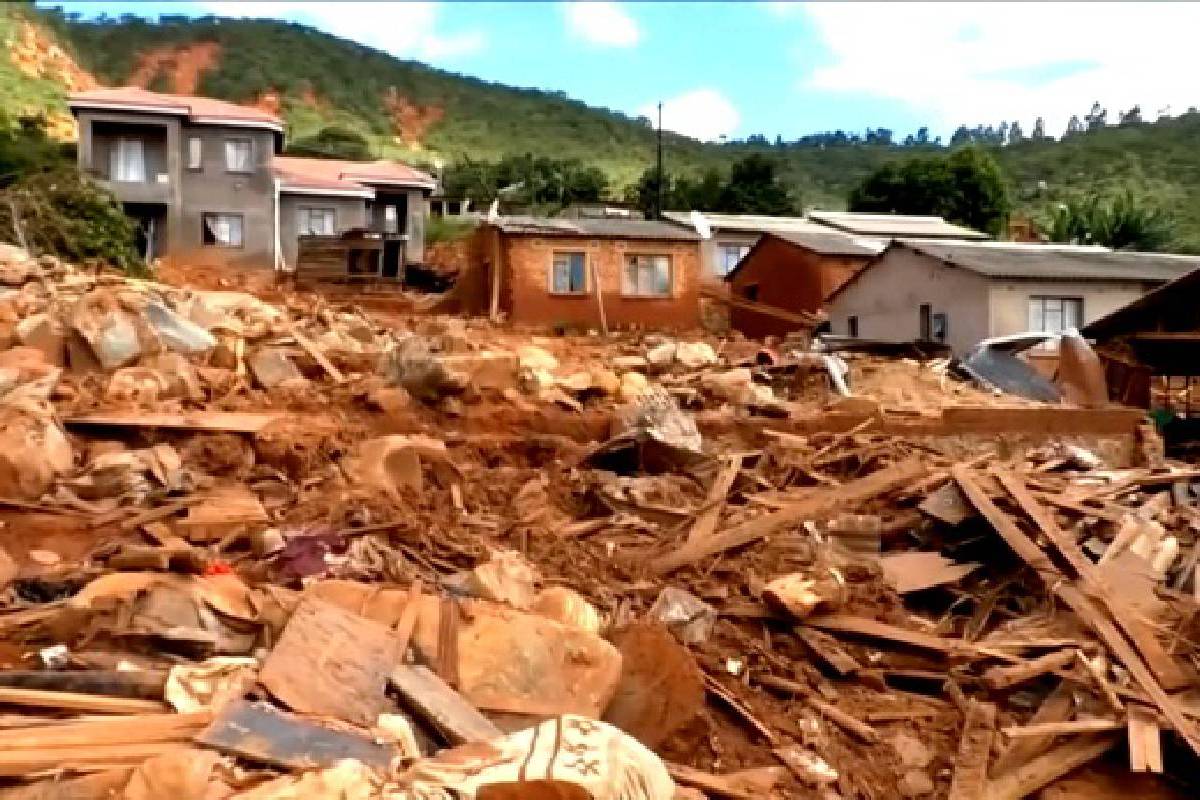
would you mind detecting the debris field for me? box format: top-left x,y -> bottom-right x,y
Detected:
0,243 -> 1197,799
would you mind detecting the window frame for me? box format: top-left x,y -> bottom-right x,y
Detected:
187,136 -> 203,171
717,241 -> 751,276
848,315 -> 859,338
110,137 -> 146,183
201,212 -> 245,249
919,303 -> 932,340
223,138 -> 254,174
1028,295 -> 1084,333
297,207 -> 336,237
549,250 -> 589,295
622,253 -> 673,298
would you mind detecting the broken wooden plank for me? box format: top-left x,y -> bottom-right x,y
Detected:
259,596 -> 400,726
981,649 -> 1077,691
805,613 -> 978,657
947,700 -> 996,800
984,734 -> 1118,800
956,466 -> 1200,759
0,687 -> 165,714
0,743 -> 192,777
1001,718 -> 1123,737
794,627 -> 861,677
1128,705 -> 1163,773
64,411 -> 286,434
652,458 -> 924,573
755,674 -> 878,743
990,681 -> 1074,778
703,674 -> 776,745
995,470 -> 1191,692
197,699 -> 395,771
287,324 -> 345,383
0,712 -> 209,750
687,455 -> 743,544
880,551 -> 979,594
389,665 -> 501,745
665,762 -> 785,800
0,670 -> 166,700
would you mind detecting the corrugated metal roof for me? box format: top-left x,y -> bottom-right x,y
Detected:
492,216 -> 700,240
662,211 -> 818,234
68,87 -> 283,130
899,240 -> 1200,281
771,229 -> 884,257
808,210 -> 989,240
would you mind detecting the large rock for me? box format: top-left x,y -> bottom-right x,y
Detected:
603,622 -> 704,749
0,401 -> 73,500
248,347 -> 305,389
413,597 -> 623,718
70,291 -> 143,370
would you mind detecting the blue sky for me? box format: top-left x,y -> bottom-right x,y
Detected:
46,2 -> 1200,142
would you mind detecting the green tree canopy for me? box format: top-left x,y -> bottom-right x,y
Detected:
847,146 -> 1010,235
1043,190 -> 1173,251
285,126 -> 373,160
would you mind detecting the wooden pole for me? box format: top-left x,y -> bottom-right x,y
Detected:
488,227 -> 502,322
590,259 -> 608,336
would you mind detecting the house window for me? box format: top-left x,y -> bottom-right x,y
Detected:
110,138 -> 146,182
187,137 -> 202,170
297,207 -> 335,236
932,312 -> 948,342
743,283 -> 759,302
202,213 -> 244,247
224,138 -> 253,173
623,254 -> 672,297
919,303 -> 932,340
1028,296 -> 1083,335
550,251 -> 587,294
848,315 -> 859,337
383,205 -> 399,234
718,242 -> 751,276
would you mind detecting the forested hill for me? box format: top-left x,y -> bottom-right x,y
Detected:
8,5 -> 1200,249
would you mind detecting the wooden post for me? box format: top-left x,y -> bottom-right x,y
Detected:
489,227 -> 502,322
590,259 -> 608,336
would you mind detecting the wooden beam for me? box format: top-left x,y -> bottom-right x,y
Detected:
687,455 -> 743,544
0,687 -> 165,714
1001,718 -> 1123,738
984,734 -> 1117,800
982,649 -> 1077,691
651,458 -> 924,574
948,700 -> 997,800
990,681 -> 1073,778
805,613 -> 978,657
955,466 -> 1200,759
995,470 -> 1191,692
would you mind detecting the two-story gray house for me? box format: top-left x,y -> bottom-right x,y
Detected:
67,87 -> 436,275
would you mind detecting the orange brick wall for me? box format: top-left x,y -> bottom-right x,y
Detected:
499,233 -> 702,329
728,237 -> 870,339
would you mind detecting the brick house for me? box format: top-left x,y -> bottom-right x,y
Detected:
724,229 -> 882,339
66,87 -> 435,275
459,217 -> 703,329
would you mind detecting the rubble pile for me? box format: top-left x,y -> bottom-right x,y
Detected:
0,246 -> 1196,798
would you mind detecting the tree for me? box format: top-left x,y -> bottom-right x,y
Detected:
285,126 -> 373,160
1043,189 -> 1173,251
715,153 -> 797,214
1119,105 -> 1143,127
627,166 -> 670,217
847,145 -> 1010,235
1007,120 -> 1024,145
1065,115 -> 1084,136
949,125 -> 971,146
1031,117 -> 1047,141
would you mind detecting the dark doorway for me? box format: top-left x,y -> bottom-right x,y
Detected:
382,240 -> 403,278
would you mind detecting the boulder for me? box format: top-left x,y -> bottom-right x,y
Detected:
248,347 -> 305,389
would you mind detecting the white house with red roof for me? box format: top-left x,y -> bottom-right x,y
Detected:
67,87 -> 436,277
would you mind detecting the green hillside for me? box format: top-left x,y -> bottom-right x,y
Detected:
10,5 -> 1200,250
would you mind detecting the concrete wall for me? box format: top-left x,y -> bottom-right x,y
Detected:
987,279 -> 1155,337
175,123 -> 278,269
278,194 -> 369,270
497,233 -> 702,329
728,237 -> 870,339
827,248 -> 991,354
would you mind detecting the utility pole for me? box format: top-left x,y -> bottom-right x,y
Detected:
655,101 -> 663,220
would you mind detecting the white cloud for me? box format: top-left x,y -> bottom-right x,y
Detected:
563,2 -> 641,47
803,2 -> 1200,137
200,2 -> 485,61
640,89 -> 741,142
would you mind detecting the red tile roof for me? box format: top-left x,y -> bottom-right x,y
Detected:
273,156 -> 436,194
68,87 -> 283,130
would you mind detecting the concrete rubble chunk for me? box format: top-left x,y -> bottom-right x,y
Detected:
763,571 -> 848,620
532,586 -> 603,633
0,399 -> 73,500
613,386 -> 702,453
649,587 -> 715,645
248,347 -> 305,389
465,550 -> 541,610
16,313 -> 64,366
348,434 -> 460,501
146,299 -> 217,354
412,597 -> 623,718
674,341 -> 718,369
379,334 -> 457,401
